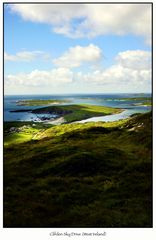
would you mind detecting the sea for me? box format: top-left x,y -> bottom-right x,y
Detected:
4,93 -> 152,123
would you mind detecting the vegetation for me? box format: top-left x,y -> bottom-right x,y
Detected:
115,97 -> 151,101
4,112 -> 152,227
79,96 -> 152,101
4,121 -> 52,146
16,99 -> 71,106
143,101 -> 152,106
32,104 -> 122,122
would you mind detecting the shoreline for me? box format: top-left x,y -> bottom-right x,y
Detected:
7,104 -> 122,124
43,117 -> 66,125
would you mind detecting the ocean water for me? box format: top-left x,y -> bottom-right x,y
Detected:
4,93 -> 152,122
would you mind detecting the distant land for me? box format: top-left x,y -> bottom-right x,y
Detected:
16,99 -> 71,106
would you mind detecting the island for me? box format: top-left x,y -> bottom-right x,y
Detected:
114,97 -> 151,101
9,104 -> 123,123
16,99 -> 71,106
31,104 -> 123,123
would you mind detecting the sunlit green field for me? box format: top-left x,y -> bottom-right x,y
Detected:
4,121 -> 51,146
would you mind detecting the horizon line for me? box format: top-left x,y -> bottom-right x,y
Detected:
4,92 -> 152,96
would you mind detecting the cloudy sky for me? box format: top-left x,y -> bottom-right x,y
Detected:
4,3 -> 152,95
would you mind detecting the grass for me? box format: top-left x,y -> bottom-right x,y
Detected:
32,104 -> 122,122
143,101 -> 152,106
16,99 -> 71,106
3,111 -> 152,227
4,132 -> 33,146
4,121 -> 52,146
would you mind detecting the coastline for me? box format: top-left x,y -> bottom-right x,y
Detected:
44,117 -> 66,125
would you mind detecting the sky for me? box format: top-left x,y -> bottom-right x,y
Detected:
4,3 -> 152,95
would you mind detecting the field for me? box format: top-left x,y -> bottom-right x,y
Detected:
4,111 -> 152,227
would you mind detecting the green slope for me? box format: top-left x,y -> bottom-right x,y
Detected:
4,112 -> 152,227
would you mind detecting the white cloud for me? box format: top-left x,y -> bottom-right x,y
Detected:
5,68 -> 73,87
115,50 -> 151,70
81,50 -> 151,89
10,4 -> 151,43
82,65 -> 151,86
4,51 -> 50,62
53,44 -> 102,68
5,49 -> 151,92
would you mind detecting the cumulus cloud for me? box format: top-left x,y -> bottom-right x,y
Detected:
4,51 -> 50,62
9,4 -> 151,43
5,68 -> 73,87
115,50 -> 151,70
53,44 -> 102,68
81,65 -> 151,86
5,49 -> 151,92
81,50 -> 151,88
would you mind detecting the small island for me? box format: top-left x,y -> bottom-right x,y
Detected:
116,97 -> 151,101
16,99 -> 71,106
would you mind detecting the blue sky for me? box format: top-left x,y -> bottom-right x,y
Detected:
4,3 -> 152,94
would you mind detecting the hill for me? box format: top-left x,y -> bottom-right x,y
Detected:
4,112 -> 152,227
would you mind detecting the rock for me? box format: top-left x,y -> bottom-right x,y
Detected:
10,127 -> 15,130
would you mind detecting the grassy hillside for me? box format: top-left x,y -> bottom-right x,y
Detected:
4,112 -> 152,227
